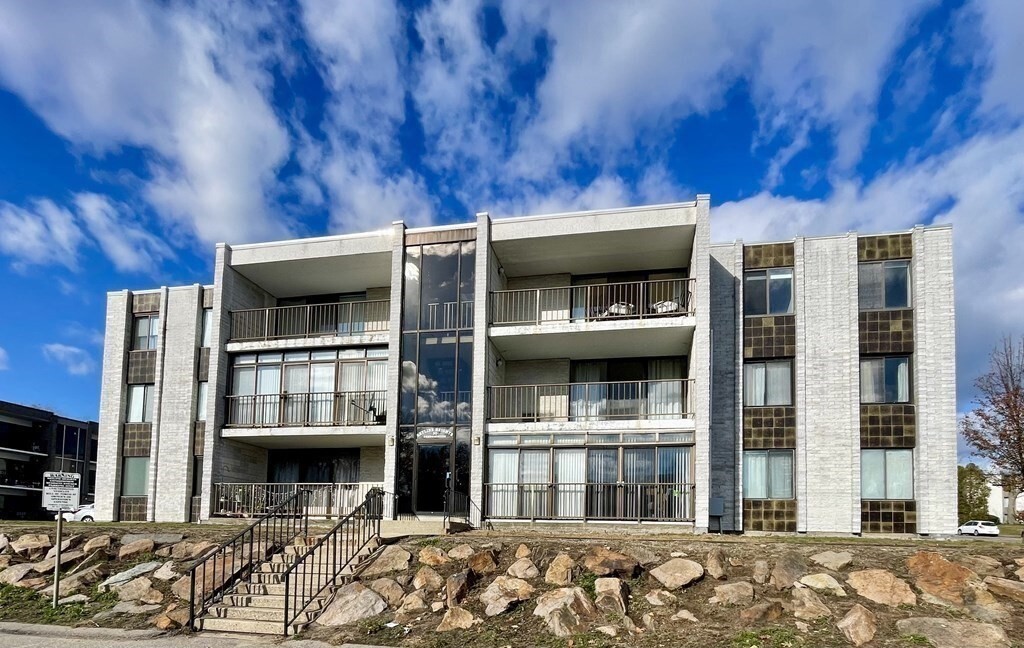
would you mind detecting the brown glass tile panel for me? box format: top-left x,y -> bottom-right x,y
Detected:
744,315 -> 796,359
197,347 -> 210,382
193,421 -> 205,456
858,234 -> 913,262
743,499 -> 798,532
132,293 -> 161,314
744,243 -> 795,269
190,496 -> 203,522
743,406 -> 797,449
122,423 -> 152,457
119,496 -> 147,521
861,499 -> 917,533
202,288 -> 214,309
127,350 -> 157,384
859,310 -> 914,354
860,404 -> 916,448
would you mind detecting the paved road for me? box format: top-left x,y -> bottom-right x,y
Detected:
0,624 -> 386,648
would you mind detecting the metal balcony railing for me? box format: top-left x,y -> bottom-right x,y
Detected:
489,379 -> 693,422
490,278 -> 694,326
211,482 -> 388,519
225,391 -> 386,428
485,482 -> 695,521
229,300 -> 389,341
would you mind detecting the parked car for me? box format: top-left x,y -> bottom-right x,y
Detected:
54,503 -> 95,522
956,520 -> 1000,536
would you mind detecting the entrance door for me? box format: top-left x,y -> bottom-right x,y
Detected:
415,444 -> 450,513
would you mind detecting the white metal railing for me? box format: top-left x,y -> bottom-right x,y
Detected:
230,301 -> 389,341
211,482 -> 389,519
490,278 -> 694,326
225,391 -> 386,428
489,379 -> 693,422
485,482 -> 695,521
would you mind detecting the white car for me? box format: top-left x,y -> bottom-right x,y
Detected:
54,503 -> 95,522
956,520 -> 1000,536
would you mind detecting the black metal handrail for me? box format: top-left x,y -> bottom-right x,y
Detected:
188,489 -> 310,630
282,487 -> 384,634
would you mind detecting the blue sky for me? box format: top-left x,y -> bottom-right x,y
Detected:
0,1 -> 1021,463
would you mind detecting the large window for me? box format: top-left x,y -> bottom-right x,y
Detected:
744,269 -> 794,316
200,308 -> 213,347
121,457 -> 149,496
133,314 -> 159,350
861,449 -> 913,499
196,382 -> 208,421
743,360 -> 793,406
743,450 -> 794,499
126,384 -> 154,423
860,356 -> 911,403
859,260 -> 911,310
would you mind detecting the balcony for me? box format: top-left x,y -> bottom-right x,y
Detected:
229,300 -> 389,342
484,482 -> 695,522
225,391 -> 386,428
211,481 -> 388,518
489,379 -> 693,423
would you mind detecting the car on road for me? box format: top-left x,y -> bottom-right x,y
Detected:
956,520 -> 1000,536
54,503 -> 95,522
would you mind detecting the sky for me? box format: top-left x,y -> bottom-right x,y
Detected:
0,0 -> 1021,463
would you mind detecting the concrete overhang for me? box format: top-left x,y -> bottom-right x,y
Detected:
488,317 -> 695,361
226,333 -> 390,353
491,202 -> 697,277
220,426 -> 386,449
486,419 -> 696,434
226,230 -> 393,298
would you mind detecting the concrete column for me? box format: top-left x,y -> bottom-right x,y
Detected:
691,195 -> 712,531
709,242 -> 742,530
201,245 -> 230,520
145,287 -> 170,522
383,221 -> 406,516
469,212 -> 492,527
95,290 -> 132,522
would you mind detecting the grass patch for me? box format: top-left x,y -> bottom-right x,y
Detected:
0,583 -> 120,626
576,571 -> 598,598
355,615 -> 405,644
901,635 -> 934,646
416,537 -> 443,547
732,627 -> 802,648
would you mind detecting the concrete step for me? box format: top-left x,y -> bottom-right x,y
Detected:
221,593 -> 327,610
196,616 -> 294,635
235,582 -> 286,596
210,603 -> 319,624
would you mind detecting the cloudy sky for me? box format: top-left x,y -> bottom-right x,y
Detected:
0,0 -> 1020,458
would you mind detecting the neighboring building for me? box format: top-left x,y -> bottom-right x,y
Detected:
0,400 -> 98,519
94,197 -> 958,534
988,482 -> 1022,523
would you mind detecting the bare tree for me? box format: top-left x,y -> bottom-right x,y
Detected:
961,336 -> 1024,490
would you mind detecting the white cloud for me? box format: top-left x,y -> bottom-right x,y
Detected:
0,346 -> 8,371
74,193 -> 173,274
42,343 -> 96,376
0,199 -> 84,271
971,0 -> 1024,120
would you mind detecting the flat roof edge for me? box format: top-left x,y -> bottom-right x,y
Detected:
492,200 -> 701,225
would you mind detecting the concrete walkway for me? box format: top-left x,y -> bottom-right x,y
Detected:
0,623 -> 386,648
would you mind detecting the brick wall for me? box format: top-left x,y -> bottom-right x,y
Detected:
709,243 -> 741,530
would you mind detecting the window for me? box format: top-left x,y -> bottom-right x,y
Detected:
200,309 -> 213,347
133,315 -> 159,350
126,385 -> 154,423
860,356 -> 910,403
861,449 -> 913,499
744,360 -> 793,406
192,456 -> 203,497
743,450 -> 794,499
196,382 -> 208,421
121,457 -> 149,496
859,260 -> 910,310
744,269 -> 794,316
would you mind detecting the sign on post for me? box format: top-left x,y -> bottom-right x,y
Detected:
43,472 -> 81,512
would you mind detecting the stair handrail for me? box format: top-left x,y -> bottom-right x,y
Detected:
188,487 -> 310,630
282,487 -> 384,634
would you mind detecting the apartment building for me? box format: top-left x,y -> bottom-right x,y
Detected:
94,196 -> 957,534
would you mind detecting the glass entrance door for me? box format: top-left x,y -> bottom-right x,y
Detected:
415,444 -> 450,513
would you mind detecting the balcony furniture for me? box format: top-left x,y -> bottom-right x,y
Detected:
603,302 -> 636,317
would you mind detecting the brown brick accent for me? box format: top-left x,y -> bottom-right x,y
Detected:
122,423 -> 152,457
202,288 -> 214,308
743,407 -> 797,449
127,350 -> 157,384
861,404 -> 916,447
193,421 -> 205,456
132,293 -> 161,313
744,315 -> 796,359
743,499 -> 797,532
861,499 -> 917,534
119,496 -> 147,521
197,347 -> 210,382
190,495 -> 203,522
744,243 -> 795,269
859,309 -> 914,354
858,234 -> 913,262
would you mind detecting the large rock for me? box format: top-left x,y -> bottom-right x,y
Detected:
533,587 -> 596,637
118,539 -> 155,561
622,545 -> 660,567
479,576 -> 534,616
752,559 -> 771,584
395,591 -> 430,623
507,557 -> 540,579
799,573 -> 846,597
98,561 -> 163,592
983,576 -> 1024,603
650,558 -> 704,589
594,577 -> 628,614
189,541 -> 218,559
545,553 -> 575,585
45,535 -> 82,560
15,576 -> 46,590
318,582 -> 387,626
169,542 -> 197,560
740,600 -> 783,624
116,576 -> 159,602
645,589 -> 678,606
769,552 -> 807,590
810,550 -> 853,572
153,561 -> 177,581
672,609 -> 699,623
31,549 -> 85,573
368,578 -> 405,608
0,563 -> 35,585
896,617 -> 1010,648
419,546 -> 450,567
169,546 -> 257,600
121,533 -> 183,546
41,563 -> 106,596
705,547 -> 728,580
467,549 -> 499,575
362,545 -> 412,576
83,535 -> 112,553
436,606 -> 479,632
445,570 -> 472,607
837,603 -> 876,646
846,569 -> 916,607
709,581 -> 754,606
447,544 -> 474,560
412,565 -> 443,592
956,555 -> 1005,578
95,602 -> 161,620
583,547 -> 639,578
0,534 -> 9,554
515,544 -> 532,559
786,587 -> 832,620
11,534 -> 51,559
907,550 -> 982,606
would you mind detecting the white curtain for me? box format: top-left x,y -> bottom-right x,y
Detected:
743,451 -> 768,499
861,450 -> 886,499
859,263 -> 884,310
519,450 -> 550,518
309,363 -> 335,423
658,447 -> 692,519
488,450 -> 518,517
647,359 -> 683,418
554,449 -> 585,518
744,364 -> 766,406
768,451 -> 794,499
571,362 -> 607,420
886,449 -> 914,499
860,359 -> 884,403
256,365 -> 280,425
765,361 -> 792,406
282,365 -> 308,424
895,358 -> 910,403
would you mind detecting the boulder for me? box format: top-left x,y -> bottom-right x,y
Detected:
395,572 -> 414,588
170,542 -> 196,560
596,625 -> 619,636
896,617 -> 1010,648
705,547 -> 728,580
583,547 -> 639,578
11,534 -> 51,559
837,603 -> 876,646
395,591 -> 430,622
445,570 -> 472,608
165,606 -> 191,627
362,545 -> 412,576
752,559 -> 771,585
1015,566 -> 1024,581
645,589 -> 678,606
810,550 -> 853,572
479,576 -> 534,616
42,564 -> 106,597
740,600 -> 784,624
448,544 -> 475,560
169,546 -> 257,600
58,594 -> 90,605
907,550 -> 982,606
15,577 -> 47,590
31,549 -> 85,573
412,566 -> 444,592
368,578 -> 405,608
672,609 -> 699,623
641,612 -> 656,631
956,555 -> 1005,578
769,552 -> 807,590
649,558 -> 704,589
96,602 -> 161,619
983,576 -> 1024,603
507,557 -> 540,579
153,613 -> 180,630
153,561 -> 177,581
83,535 -> 112,553
623,545 -> 660,567
430,601 -> 445,613
515,544 -> 531,559
545,553 -> 575,585
419,546 -> 450,567
118,539 -> 155,561
116,576 -> 156,602
436,606 -> 479,632
0,563 -> 35,585
0,556 -> 10,569
0,534 -> 9,554
189,541 -> 218,559
533,587 -> 596,637
846,569 -> 916,607
799,573 -> 846,597
121,533 -> 183,546
786,587 -> 832,620
155,547 -> 172,558
98,561 -> 163,592
45,535 -> 82,560
594,577 -> 628,614
709,581 -> 754,606
467,549 -> 499,575
318,582 -> 387,626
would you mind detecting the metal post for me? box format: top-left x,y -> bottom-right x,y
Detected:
52,509 -> 62,608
